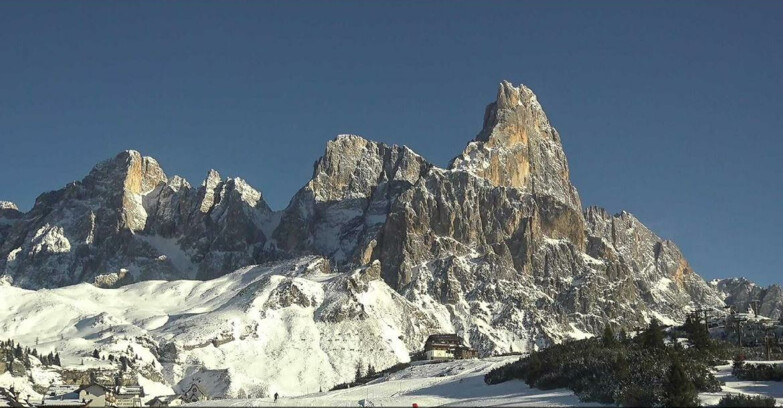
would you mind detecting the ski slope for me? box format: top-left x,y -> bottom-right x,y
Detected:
186,357 -> 596,407
0,257 -> 441,399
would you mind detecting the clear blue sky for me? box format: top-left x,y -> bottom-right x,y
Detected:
1,2 -> 781,285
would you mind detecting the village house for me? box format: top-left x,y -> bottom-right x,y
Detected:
143,395 -> 182,407
178,384 -> 208,404
77,383 -> 109,407
36,384 -> 85,407
34,383 -> 145,408
423,334 -> 478,361
111,386 -> 144,408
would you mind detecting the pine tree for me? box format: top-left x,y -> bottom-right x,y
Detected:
664,359 -> 699,407
54,353 -> 61,366
602,325 -> 617,348
355,363 -> 363,382
92,349 -> 100,359
619,328 -> 628,344
526,351 -> 543,385
732,354 -> 746,375
684,315 -> 695,334
690,320 -> 711,350
642,319 -> 665,349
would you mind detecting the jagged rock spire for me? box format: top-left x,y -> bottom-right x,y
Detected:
81,150 -> 167,231
273,133 -> 431,264
450,81 -> 582,212
199,169 -> 222,213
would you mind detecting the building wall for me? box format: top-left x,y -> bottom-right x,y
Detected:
115,396 -> 143,407
425,349 -> 453,360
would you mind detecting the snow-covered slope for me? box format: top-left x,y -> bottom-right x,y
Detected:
186,356 -> 598,407
699,362 -> 783,407
0,257 -> 443,398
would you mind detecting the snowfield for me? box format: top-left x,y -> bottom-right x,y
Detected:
185,357 -> 596,407
699,362 -> 783,407
0,257 -> 442,399
4,255 -> 783,407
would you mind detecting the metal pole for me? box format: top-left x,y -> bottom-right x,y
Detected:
766,335 -> 772,361
703,310 -> 709,334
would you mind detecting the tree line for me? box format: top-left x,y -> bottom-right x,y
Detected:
484,319 -> 742,407
1,338 -> 61,368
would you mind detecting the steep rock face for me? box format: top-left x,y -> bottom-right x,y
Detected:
272,134 -> 431,266
372,82 -> 723,349
376,167 -> 651,349
584,207 -> 724,319
450,82 -> 585,252
0,152 -> 275,288
0,202 -> 22,252
713,278 -> 783,320
143,170 -> 274,280
450,82 -> 582,212
0,151 -> 178,288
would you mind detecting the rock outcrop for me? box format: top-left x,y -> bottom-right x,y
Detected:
713,278 -> 783,320
450,81 -> 582,212
0,151 -> 275,287
273,134 -> 431,266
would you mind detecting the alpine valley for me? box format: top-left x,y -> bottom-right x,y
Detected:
0,82 -> 775,400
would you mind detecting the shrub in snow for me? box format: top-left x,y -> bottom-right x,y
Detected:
733,362 -> 783,382
484,319 -> 732,406
716,394 -> 775,407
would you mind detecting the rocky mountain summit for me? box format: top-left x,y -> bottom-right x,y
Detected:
0,81 -> 738,355
712,278 -> 783,320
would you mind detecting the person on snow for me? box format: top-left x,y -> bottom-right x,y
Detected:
274,392 -> 279,402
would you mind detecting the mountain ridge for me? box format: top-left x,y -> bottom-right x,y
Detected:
0,81 -> 769,397
0,81 -> 772,397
